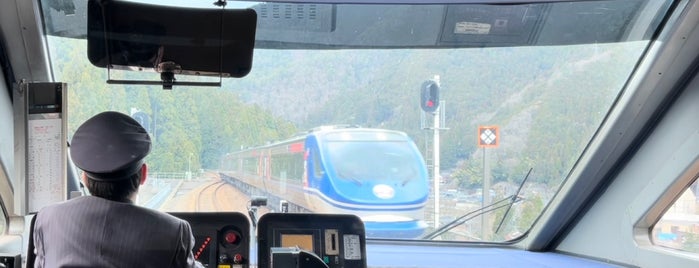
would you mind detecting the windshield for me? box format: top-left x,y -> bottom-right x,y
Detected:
322,130 -> 425,184
41,0 -> 672,242
328,141 -> 421,182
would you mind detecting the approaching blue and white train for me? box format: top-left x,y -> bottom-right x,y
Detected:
219,126 -> 429,238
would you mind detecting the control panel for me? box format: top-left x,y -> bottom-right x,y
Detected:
170,212 -> 250,268
257,213 -> 366,268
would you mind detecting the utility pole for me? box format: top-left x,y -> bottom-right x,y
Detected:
187,153 -> 193,180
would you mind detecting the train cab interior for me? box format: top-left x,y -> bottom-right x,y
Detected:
1,0 -> 699,267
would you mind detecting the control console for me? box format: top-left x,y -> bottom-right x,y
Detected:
257,213 -> 366,268
170,212 -> 250,268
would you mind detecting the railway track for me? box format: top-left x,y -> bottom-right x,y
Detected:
193,180 -> 227,212
159,172 -> 270,216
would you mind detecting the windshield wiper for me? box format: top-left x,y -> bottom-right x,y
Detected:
421,195 -> 520,240
422,168 -> 532,240
495,168 -> 532,234
336,171 -> 363,186
346,176 -> 363,186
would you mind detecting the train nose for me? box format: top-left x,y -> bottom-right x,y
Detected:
362,215 -> 428,239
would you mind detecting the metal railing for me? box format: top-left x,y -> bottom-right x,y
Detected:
149,172 -> 191,180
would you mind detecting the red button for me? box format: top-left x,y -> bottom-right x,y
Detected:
233,253 -> 243,264
225,232 -> 238,244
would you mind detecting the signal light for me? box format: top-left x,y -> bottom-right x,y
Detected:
420,80 -> 440,112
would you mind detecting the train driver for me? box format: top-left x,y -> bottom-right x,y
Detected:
31,111 -> 203,268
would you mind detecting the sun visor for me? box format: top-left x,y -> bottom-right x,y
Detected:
87,0 -> 257,87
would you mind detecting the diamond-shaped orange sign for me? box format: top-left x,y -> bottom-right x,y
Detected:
478,126 -> 499,148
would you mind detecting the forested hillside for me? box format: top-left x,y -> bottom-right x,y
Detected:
50,36 -> 645,187
232,43 -> 644,187
50,37 -> 298,172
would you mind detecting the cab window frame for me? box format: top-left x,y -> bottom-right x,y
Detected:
635,158 -> 699,256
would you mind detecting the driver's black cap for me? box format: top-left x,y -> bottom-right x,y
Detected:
70,111 -> 151,181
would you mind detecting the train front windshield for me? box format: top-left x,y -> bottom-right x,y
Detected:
39,0 -> 674,243
325,141 -> 422,183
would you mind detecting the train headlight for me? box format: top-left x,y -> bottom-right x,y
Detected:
373,184 -> 395,199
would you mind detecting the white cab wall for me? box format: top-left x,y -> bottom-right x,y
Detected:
557,61 -> 699,267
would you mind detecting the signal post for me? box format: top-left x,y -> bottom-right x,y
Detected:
420,76 -> 446,230
478,126 -> 499,240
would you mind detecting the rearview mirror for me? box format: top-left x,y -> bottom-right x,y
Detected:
87,0 -> 257,87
